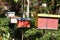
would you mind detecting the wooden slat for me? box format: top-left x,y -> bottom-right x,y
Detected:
35,13 -> 38,27
38,14 -> 60,18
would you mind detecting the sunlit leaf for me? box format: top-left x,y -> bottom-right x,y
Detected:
14,0 -> 18,3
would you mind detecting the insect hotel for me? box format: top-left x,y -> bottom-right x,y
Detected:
17,18 -> 30,28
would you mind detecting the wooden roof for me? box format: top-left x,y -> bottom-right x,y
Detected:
38,14 -> 60,18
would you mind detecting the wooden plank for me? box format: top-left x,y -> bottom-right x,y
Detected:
38,14 -> 60,18
35,13 -> 38,27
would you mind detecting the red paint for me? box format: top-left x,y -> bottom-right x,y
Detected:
17,20 -> 30,28
38,17 -> 58,30
47,19 -> 58,30
38,18 -> 47,29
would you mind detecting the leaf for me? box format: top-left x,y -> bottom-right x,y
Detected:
14,0 -> 18,3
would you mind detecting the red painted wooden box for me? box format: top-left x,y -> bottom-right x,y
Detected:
17,18 -> 30,28
37,17 -> 58,30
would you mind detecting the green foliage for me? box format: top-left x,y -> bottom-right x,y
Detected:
0,6 -> 3,10
57,0 -> 60,4
24,28 -> 60,40
0,18 -> 10,40
0,18 -> 10,26
14,0 -> 19,3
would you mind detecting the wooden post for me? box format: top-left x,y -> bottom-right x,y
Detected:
51,0 -> 55,14
26,0 -> 29,18
35,12 -> 38,27
22,30 -> 23,40
22,0 -> 25,18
